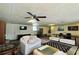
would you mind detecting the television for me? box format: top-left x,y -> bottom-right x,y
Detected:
68,26 -> 78,31
20,26 -> 27,30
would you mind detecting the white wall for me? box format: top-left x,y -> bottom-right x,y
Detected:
6,23 -> 33,40
6,23 -> 49,40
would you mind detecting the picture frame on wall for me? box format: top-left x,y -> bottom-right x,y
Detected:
58,25 -> 64,31
20,26 -> 27,30
68,26 -> 78,31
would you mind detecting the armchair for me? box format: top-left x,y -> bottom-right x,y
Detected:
20,36 -> 41,55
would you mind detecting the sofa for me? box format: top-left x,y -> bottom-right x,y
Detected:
20,36 -> 41,55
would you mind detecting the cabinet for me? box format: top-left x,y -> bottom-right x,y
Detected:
0,20 -> 6,44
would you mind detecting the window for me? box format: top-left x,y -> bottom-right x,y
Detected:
32,23 -> 39,31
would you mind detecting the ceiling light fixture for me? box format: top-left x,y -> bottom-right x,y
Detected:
28,19 -> 37,23
49,24 -> 55,26
28,20 -> 34,23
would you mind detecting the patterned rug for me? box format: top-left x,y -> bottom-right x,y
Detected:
43,40 -> 72,53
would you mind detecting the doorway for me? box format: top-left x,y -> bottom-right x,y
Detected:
37,28 -> 43,37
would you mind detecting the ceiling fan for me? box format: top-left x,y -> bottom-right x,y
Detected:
25,12 -> 46,21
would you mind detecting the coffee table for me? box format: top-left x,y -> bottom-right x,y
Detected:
33,45 -> 67,55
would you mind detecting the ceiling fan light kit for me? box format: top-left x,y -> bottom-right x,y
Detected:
25,12 -> 46,21
28,19 -> 38,23
49,24 -> 55,26
26,12 -> 46,32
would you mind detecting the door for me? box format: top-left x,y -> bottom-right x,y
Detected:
0,21 -> 6,44
37,28 -> 43,37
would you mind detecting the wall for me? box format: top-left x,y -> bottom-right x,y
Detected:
6,23 -> 34,40
40,26 -> 49,34
51,22 -> 79,36
6,23 -> 49,40
42,27 -> 49,34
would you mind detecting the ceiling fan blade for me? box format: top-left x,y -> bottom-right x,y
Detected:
36,18 -> 40,21
37,16 -> 46,18
27,12 -> 34,16
26,12 -> 46,21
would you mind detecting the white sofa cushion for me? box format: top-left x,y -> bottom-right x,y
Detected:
20,36 -> 37,44
27,36 -> 37,44
60,39 -> 75,45
20,36 -> 30,44
49,37 -> 60,41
